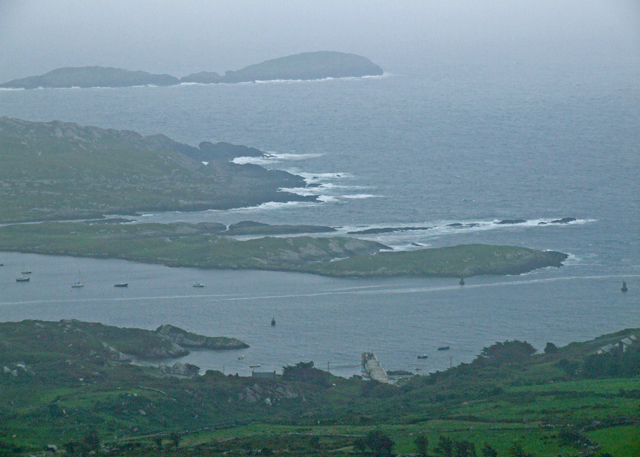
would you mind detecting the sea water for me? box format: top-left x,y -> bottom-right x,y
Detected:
0,58 -> 638,376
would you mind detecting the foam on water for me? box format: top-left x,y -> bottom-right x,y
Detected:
233,152 -> 323,166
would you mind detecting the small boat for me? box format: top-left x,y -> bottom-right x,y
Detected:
417,355 -> 428,359
271,318 -> 276,327
114,283 -> 128,288
249,364 -> 261,368
72,271 -> 84,288
193,282 -> 205,288
16,276 -> 30,282
238,355 -> 245,360
621,281 -> 628,293
459,277 -> 465,286
437,346 -> 450,351
21,269 -> 32,275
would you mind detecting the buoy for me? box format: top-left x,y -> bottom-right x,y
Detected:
459,277 -> 465,286
621,281 -> 628,293
271,318 -> 276,326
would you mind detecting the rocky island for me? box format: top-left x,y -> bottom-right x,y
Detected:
0,52 -> 383,89
0,220 -> 568,278
181,51 -> 384,83
0,117 -> 314,223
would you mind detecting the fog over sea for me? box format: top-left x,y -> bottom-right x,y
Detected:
0,54 -> 638,377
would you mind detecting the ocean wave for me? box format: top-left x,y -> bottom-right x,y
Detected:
0,87 -> 25,91
334,217 -> 595,248
341,194 -> 382,199
233,152 -> 323,166
297,172 -> 355,185
279,187 -> 320,197
253,73 -> 390,84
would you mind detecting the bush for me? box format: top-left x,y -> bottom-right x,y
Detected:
478,340 -> 536,365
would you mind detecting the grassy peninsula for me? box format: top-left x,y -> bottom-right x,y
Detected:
0,221 -> 567,278
1,52 -> 383,89
0,118 -> 313,223
1,320 -> 638,456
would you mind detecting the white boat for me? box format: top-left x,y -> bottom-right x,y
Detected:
21,269 -> 32,275
238,355 -> 245,360
193,282 -> 205,288
16,276 -> 30,282
249,364 -> 261,368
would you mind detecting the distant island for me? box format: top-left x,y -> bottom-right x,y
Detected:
0,117 -> 314,223
0,52 -> 384,89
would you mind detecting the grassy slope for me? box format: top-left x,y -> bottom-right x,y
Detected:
0,118 -> 311,223
1,322 -> 638,455
0,221 -> 567,278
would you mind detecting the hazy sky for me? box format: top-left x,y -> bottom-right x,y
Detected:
1,0 -> 638,81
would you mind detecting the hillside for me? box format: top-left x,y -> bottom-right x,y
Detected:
0,320 -> 638,456
0,118 -> 314,223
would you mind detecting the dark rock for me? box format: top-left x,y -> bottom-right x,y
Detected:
551,217 -> 577,224
347,226 -> 431,235
155,324 -> 249,350
160,362 -> 200,377
497,219 -> 527,225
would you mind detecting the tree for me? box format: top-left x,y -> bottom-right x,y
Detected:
478,341 -> 536,365
366,431 -> 394,456
282,361 -> 331,386
544,342 -> 558,354
415,435 -> 429,457
507,442 -> 534,457
434,436 -> 454,457
454,439 -> 477,457
354,437 -> 367,453
81,430 -> 100,453
169,432 -> 181,449
481,442 -> 498,457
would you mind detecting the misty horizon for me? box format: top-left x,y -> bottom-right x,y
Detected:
1,0 -> 639,82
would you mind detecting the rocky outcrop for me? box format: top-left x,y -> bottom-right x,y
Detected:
237,383 -> 300,405
155,324 -> 249,350
160,362 -> 200,378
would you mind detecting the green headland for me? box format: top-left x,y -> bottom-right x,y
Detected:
0,221 -> 567,278
0,117 -> 567,279
0,117 -> 312,223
